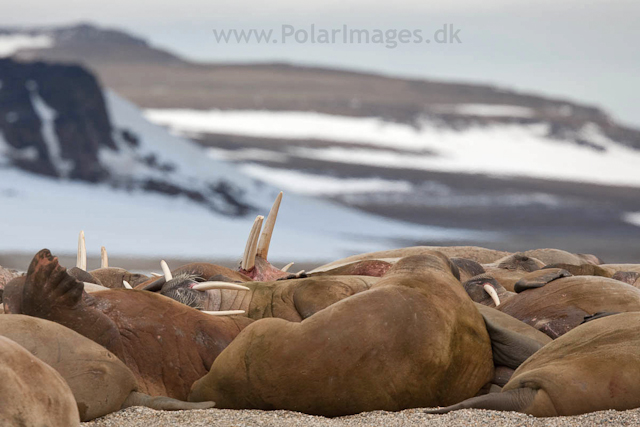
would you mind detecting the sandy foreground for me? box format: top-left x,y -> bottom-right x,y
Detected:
83,407 -> 640,426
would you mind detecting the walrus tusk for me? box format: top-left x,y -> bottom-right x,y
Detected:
483,284 -> 501,307
202,310 -> 245,316
241,215 -> 264,271
256,191 -> 283,260
192,282 -> 250,291
160,260 -> 173,281
281,262 -> 294,272
150,272 -> 162,278
77,230 -> 87,271
83,282 -> 110,293
122,280 -> 133,289
101,246 -> 108,269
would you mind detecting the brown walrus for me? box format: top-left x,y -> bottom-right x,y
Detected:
427,312 -> 640,416
309,246 -> 511,274
0,335 -> 80,426
9,249 -> 253,401
497,270 -> 640,338
0,314 -> 214,421
189,253 -> 494,416
151,274 -> 376,321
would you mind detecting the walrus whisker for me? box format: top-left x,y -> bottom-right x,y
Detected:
202,310 -> 245,316
150,272 -> 162,278
160,260 -> 173,281
192,282 -> 250,291
100,246 -> 108,269
281,262 -> 294,272
483,284 -> 501,306
241,215 -> 264,271
77,230 -> 87,271
122,280 -> 133,289
256,191 -> 283,260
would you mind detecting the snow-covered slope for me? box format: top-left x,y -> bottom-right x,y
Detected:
145,108 -> 640,188
0,34 -> 53,57
0,89 -> 491,261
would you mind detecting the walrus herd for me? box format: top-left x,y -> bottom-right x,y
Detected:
3,191 -> 640,425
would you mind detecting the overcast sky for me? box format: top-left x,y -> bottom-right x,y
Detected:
3,0 -> 639,127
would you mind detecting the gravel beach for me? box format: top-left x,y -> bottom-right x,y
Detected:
83,407 -> 640,427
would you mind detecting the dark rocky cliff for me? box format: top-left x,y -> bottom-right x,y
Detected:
0,58 -> 115,181
0,58 -> 252,216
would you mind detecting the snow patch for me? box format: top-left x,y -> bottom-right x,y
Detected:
239,164 -> 413,196
145,109 -> 640,188
623,212 -> 640,228
431,104 -> 536,118
207,147 -> 289,163
28,83 -> 74,177
0,167 -> 490,261
0,34 -> 53,57
145,108 -> 431,151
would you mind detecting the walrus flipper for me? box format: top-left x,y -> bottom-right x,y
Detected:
513,269 -> 572,293
425,387 -> 538,414
481,315 -> 545,369
20,249 -> 124,356
121,391 -> 215,411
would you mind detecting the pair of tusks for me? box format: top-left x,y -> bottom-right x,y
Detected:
77,231 -> 133,290
76,231 -> 110,270
159,260 -> 249,316
483,284 -> 501,306
241,191 -> 284,271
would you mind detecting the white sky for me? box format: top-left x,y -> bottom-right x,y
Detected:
3,0 -> 639,127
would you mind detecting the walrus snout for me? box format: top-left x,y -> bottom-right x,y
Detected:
464,275 -> 505,307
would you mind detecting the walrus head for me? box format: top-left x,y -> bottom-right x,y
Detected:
496,253 -> 544,272
464,274 -> 510,307
156,265 -> 249,315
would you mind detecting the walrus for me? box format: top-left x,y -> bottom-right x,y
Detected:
153,273 -> 376,321
475,304 -> 552,387
0,314 -> 214,421
426,312 -> 640,416
481,253 -> 545,292
136,193 -> 299,291
11,249 -> 254,401
497,270 -> 640,338
0,335 -> 80,426
522,248 -> 602,266
189,253 -> 494,416
309,246 -> 511,274
464,274 -> 516,308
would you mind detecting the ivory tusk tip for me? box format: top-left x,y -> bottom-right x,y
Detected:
192,282 -> 250,292
160,260 -> 173,281
123,280 -> 133,289
483,284 -> 501,307
202,310 -> 245,316
281,262 -> 294,272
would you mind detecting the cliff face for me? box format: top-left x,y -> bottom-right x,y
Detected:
0,58 -> 254,216
0,58 -> 115,181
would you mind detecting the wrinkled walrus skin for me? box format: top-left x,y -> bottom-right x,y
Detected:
189,253 -> 494,416
158,274 -> 375,321
0,336 -> 80,426
428,312 -> 640,416
497,275 -> 640,338
14,249 -> 253,401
